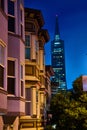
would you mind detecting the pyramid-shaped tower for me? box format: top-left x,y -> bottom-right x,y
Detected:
51,15 -> 67,95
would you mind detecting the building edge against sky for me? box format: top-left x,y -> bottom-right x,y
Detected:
51,15 -> 67,95
0,0 -> 53,130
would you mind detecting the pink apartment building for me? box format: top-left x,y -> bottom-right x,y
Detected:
0,0 -> 25,129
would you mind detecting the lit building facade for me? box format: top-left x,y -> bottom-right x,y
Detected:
20,8 -> 50,130
51,15 -> 67,95
0,0 -> 25,130
73,75 -> 87,92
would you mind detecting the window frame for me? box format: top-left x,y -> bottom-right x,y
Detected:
7,59 -> 15,95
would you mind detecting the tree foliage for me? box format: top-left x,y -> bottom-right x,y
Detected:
72,76 -> 83,96
50,91 -> 87,130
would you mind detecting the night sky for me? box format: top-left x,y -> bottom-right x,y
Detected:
24,0 -> 87,89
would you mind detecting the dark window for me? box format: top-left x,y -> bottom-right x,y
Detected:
0,66 -> 4,88
8,0 -> 14,15
25,88 -> 31,115
0,0 -> 4,11
7,78 -> 15,94
25,102 -> 31,115
21,81 -> 23,96
21,65 -> 23,79
25,35 -> 30,59
7,60 -> 15,95
0,44 -> 4,65
25,35 -> 30,46
25,88 -> 31,100
0,44 -> 4,88
8,16 -> 15,32
8,60 -> 15,76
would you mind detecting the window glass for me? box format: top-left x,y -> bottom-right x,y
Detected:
8,78 -> 15,94
7,60 -> 15,94
25,88 -> 31,115
8,16 -> 15,32
25,65 -> 35,76
8,0 -> 14,15
0,66 -> 4,88
0,44 -> 4,65
25,88 -> 31,100
21,65 -> 24,97
25,35 -> 31,59
25,48 -> 30,59
0,0 -> 4,11
0,44 -> 4,88
21,65 -> 23,79
8,60 -> 15,76
25,102 -> 31,115
8,0 -> 15,32
25,35 -> 30,46
21,81 -> 23,96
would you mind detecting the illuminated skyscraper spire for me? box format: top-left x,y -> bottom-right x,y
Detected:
55,15 -> 60,40
51,15 -> 67,95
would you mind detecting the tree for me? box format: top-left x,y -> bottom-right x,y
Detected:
50,91 -> 87,130
72,76 -> 83,96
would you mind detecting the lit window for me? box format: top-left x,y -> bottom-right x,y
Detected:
7,60 -> 15,94
25,35 -> 31,59
54,42 -> 60,45
55,35 -> 60,40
